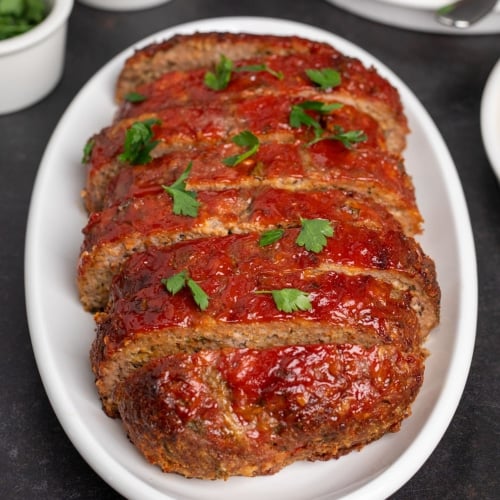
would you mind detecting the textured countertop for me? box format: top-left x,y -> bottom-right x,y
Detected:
0,1 -> 498,498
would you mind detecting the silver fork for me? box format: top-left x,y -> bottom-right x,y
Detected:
436,0 -> 498,28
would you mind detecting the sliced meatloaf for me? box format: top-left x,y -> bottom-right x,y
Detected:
83,97 -> 394,213
116,33 -> 405,121
77,31 -> 441,479
78,188 -> 432,312
116,49 -> 408,154
115,344 -> 425,479
115,32 -> 343,99
91,230 -> 439,417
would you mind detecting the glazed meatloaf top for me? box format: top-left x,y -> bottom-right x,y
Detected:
78,31 -> 440,480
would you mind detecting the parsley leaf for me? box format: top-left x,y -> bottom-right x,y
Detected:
118,118 -> 161,165
296,218 -> 334,253
186,278 -> 210,311
161,162 -> 200,217
255,288 -> 312,313
236,63 -> 284,80
162,270 -> 209,311
124,91 -> 147,103
258,228 -> 285,247
222,130 -> 260,166
163,269 -> 188,295
308,125 -> 368,149
81,138 -> 95,164
204,54 -> 234,91
289,101 -> 343,141
305,68 -> 341,90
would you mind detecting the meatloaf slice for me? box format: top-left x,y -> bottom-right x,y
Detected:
115,343 -> 425,479
116,50 -> 408,154
115,32 -> 346,100
83,96 -> 391,210
84,132 -> 420,238
87,140 -> 420,234
78,188 -> 430,312
91,232 -> 439,416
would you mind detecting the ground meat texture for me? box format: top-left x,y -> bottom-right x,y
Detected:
84,127 -> 419,232
77,32 -> 441,480
90,232 -> 438,417
78,195 -> 432,312
115,344 -> 425,479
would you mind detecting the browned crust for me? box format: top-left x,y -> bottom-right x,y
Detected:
115,344 -> 425,479
77,192 -> 434,313
90,231 -> 439,417
116,32 -> 344,101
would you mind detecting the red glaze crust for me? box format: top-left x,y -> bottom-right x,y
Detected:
116,343 -> 425,479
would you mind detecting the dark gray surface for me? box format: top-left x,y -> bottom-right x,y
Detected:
0,1 -> 498,498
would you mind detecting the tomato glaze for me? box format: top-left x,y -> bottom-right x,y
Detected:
123,343 -> 423,434
100,140 -> 413,216
98,232 -> 421,350
118,52 -> 403,122
88,94 -> 387,185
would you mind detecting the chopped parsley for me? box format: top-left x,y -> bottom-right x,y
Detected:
222,130 -> 260,166
204,55 -> 284,91
162,270 -> 209,311
258,228 -> 285,247
118,118 -> 161,165
305,68 -> 341,90
161,162 -> 200,217
296,218 -> 334,253
0,0 -> 47,40
289,100 -> 343,142
308,125 -> 368,149
289,101 -> 366,149
255,288 -> 312,313
81,138 -> 95,164
236,63 -> 284,80
124,91 -> 147,103
204,54 -> 234,91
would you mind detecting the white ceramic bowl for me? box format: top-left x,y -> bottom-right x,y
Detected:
0,0 -> 74,115
78,0 -> 171,11
480,59 -> 500,182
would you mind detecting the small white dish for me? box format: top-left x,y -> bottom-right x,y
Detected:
325,0 -> 500,34
78,0 -> 171,11
0,0 -> 74,115
376,0 -> 500,10
481,59 -> 500,182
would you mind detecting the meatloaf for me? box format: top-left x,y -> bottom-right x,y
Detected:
78,32 -> 440,480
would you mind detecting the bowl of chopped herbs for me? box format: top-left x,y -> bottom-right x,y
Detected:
0,0 -> 73,114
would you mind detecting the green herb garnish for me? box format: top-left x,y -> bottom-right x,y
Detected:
204,55 -> 285,91
258,228 -> 285,247
308,125 -> 368,149
236,63 -> 284,80
118,118 -> 161,165
289,101 -> 343,141
222,130 -> 260,166
124,91 -> 147,103
255,288 -> 312,313
204,54 -> 234,91
81,138 -> 95,164
161,162 -> 200,217
296,218 -> 334,253
0,0 -> 47,40
305,68 -> 341,90
162,270 -> 209,311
